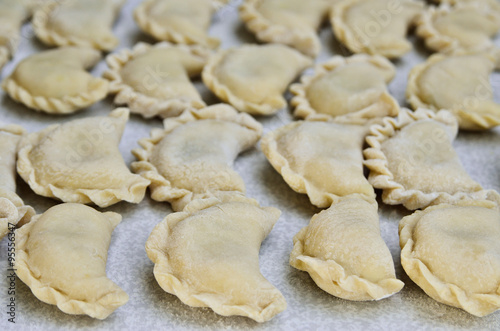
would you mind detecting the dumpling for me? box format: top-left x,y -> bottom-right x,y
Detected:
406,52 -> 500,130
291,197 -> 404,301
261,120 -> 375,208
0,0 -> 31,70
0,125 -> 34,240
104,42 -> 209,119
132,104 -> 262,211
290,54 -> 399,122
364,108 -> 500,210
331,0 -> 424,58
239,0 -> 331,57
15,203 -> 128,319
416,2 -> 500,54
32,0 -> 124,51
202,44 -> 312,115
145,194 -> 286,322
2,47 -> 108,114
399,200 -> 500,316
134,0 -> 222,49
17,108 -> 150,208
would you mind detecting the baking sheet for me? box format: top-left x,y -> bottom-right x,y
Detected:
1,0 -> 500,330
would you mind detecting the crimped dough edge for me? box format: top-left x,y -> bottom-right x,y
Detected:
406,52 -> 500,130
290,54 -> 399,122
202,44 -> 313,115
1,48 -> 109,114
14,209 -> 128,319
133,0 -> 221,49
16,108 -> 150,207
399,200 -> 500,317
145,194 -> 286,322
239,0 -> 322,57
103,41 -> 210,119
132,104 -> 263,211
363,108 -> 500,210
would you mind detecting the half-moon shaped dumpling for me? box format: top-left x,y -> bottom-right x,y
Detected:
406,52 -> 500,130
17,108 -> 150,208
0,125 -> 34,239
32,0 -> 124,51
132,104 -> 262,211
145,194 -> 286,322
2,47 -> 109,114
202,44 -> 312,115
399,200 -> 500,316
15,203 -> 129,319
416,2 -> 500,54
291,197 -> 404,301
331,0 -> 424,58
290,54 -> 399,122
0,0 -> 31,70
134,0 -> 221,49
239,0 -> 331,57
261,120 -> 375,208
364,108 -> 500,210
104,42 -> 209,119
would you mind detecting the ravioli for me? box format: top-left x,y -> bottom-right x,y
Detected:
407,52 -> 500,130
2,47 -> 108,114
239,0 -> 331,57
364,108 -> 500,210
134,0 -> 221,48
331,0 -> 424,58
146,194 -> 286,322
290,54 -> 399,122
0,0 -> 31,70
132,104 -> 262,211
291,197 -> 404,301
104,42 -> 209,118
0,125 -> 34,240
202,44 -> 312,115
15,203 -> 128,319
16,108 -> 150,208
400,200 -> 500,317
32,0 -> 124,51
261,120 -> 375,208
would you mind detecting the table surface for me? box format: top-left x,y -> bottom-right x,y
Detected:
1,0 -> 500,330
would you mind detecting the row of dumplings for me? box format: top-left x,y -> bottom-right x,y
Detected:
2,42 -> 500,130
1,0 -> 499,69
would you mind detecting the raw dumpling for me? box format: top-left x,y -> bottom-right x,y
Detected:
15,203 -> 128,319
104,42 -> 209,119
32,0 -> 124,51
291,197 -> 404,301
132,104 -> 262,211
239,0 -> 331,57
134,0 -> 221,49
0,0 -> 31,70
0,125 -> 34,240
364,108 -> 500,210
416,2 -> 500,54
399,200 -> 500,316
406,52 -> 500,130
290,54 -> 399,122
2,47 -> 109,114
17,108 -> 150,208
331,0 -> 424,58
145,194 -> 286,322
261,120 -> 375,208
202,44 -> 312,115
